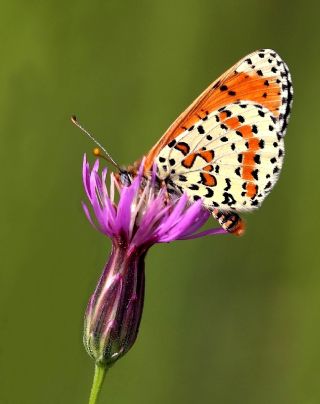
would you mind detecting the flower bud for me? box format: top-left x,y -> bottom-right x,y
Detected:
84,241 -> 146,366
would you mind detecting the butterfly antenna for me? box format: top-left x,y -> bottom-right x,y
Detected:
71,115 -> 121,171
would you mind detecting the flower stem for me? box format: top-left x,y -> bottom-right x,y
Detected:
89,364 -> 107,404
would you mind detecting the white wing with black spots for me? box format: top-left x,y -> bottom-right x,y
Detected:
157,102 -> 284,212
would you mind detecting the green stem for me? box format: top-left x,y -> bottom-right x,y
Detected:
89,364 -> 107,404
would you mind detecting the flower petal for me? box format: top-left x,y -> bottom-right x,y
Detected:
179,227 -> 228,240
115,175 -> 139,237
82,155 -> 92,200
82,202 -> 100,233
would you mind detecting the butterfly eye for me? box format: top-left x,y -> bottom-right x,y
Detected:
120,171 -> 132,186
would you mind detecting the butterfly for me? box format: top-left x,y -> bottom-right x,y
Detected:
73,49 -> 293,235
138,48 -> 293,235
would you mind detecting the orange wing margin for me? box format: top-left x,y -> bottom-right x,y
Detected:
144,51 -> 282,171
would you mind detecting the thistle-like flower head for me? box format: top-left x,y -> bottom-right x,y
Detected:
82,155 -> 225,367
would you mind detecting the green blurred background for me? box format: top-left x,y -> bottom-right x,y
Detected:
1,0 -> 319,403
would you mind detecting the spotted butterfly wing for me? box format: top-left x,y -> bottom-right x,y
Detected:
144,49 -> 293,234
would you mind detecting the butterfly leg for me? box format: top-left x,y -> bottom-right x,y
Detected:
212,208 -> 245,236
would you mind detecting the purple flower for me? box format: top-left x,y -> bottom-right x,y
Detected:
82,154 -> 225,368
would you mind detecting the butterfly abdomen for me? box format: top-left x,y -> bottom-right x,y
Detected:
212,209 -> 245,236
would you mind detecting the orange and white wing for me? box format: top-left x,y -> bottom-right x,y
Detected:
146,49 -> 293,212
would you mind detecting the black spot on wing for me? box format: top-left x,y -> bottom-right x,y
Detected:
224,178 -> 231,191
251,169 -> 259,180
254,155 -> 261,164
197,125 -> 205,134
204,188 -> 214,198
221,192 -> 236,206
